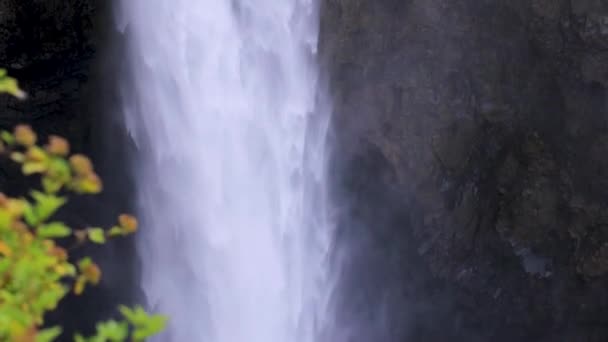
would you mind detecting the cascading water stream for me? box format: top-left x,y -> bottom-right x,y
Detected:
115,0 -> 333,341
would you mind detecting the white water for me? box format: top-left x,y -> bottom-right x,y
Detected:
116,0 -> 333,341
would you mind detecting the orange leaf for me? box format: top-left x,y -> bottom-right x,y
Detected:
14,125 -> 36,147
0,193 -> 8,207
14,326 -> 36,342
82,263 -> 101,284
49,246 -> 68,261
45,135 -> 70,156
118,214 -> 138,233
68,154 -> 93,175
0,241 -> 12,256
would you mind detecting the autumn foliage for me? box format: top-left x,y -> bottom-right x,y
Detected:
0,71 -> 166,341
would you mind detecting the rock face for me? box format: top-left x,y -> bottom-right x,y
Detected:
0,0 -> 99,128
1,0 -> 608,340
321,0 -> 608,341
0,0 -> 101,193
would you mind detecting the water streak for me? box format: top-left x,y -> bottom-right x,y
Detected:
116,0 -> 333,341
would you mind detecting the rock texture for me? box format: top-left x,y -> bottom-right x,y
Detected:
321,0 -> 608,341
1,0 -> 608,340
0,0 -> 101,192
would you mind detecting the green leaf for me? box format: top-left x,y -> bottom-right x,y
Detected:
36,285 -> 66,311
0,131 -> 14,145
87,228 -> 106,244
0,210 -> 11,229
73,334 -> 86,342
36,326 -> 62,342
30,191 -> 66,224
22,161 -> 47,175
119,305 -> 168,341
132,315 -> 168,341
108,226 -> 125,237
22,201 -> 37,226
37,222 -> 71,238
78,257 -> 93,270
42,177 -> 63,194
10,152 -> 25,163
120,305 -> 149,325
95,320 -> 129,341
118,305 -> 137,323
47,158 -> 71,183
64,263 -> 77,277
0,75 -> 26,99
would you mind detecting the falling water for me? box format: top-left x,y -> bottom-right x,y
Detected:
115,0 -> 332,341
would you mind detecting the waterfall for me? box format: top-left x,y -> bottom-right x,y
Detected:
115,0 -> 333,341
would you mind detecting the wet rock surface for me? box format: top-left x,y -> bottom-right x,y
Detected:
1,0 -> 608,340
322,0 -> 608,340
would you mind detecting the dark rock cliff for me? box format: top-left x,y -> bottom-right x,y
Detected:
0,0 -> 100,193
2,0 -> 608,341
321,0 -> 608,341
0,0 -> 97,140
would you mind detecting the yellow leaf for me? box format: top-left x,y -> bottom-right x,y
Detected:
74,276 -> 86,295
20,231 -> 34,245
82,173 -> 102,193
0,241 -> 12,256
22,161 -> 47,175
87,227 -> 106,244
11,152 -> 25,163
54,264 -> 69,276
0,75 -> 27,100
26,146 -> 47,162
72,173 -> 103,194
6,199 -> 26,217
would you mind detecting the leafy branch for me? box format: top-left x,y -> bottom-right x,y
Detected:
0,69 -> 166,342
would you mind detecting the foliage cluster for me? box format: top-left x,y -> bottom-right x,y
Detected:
0,70 -> 166,341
